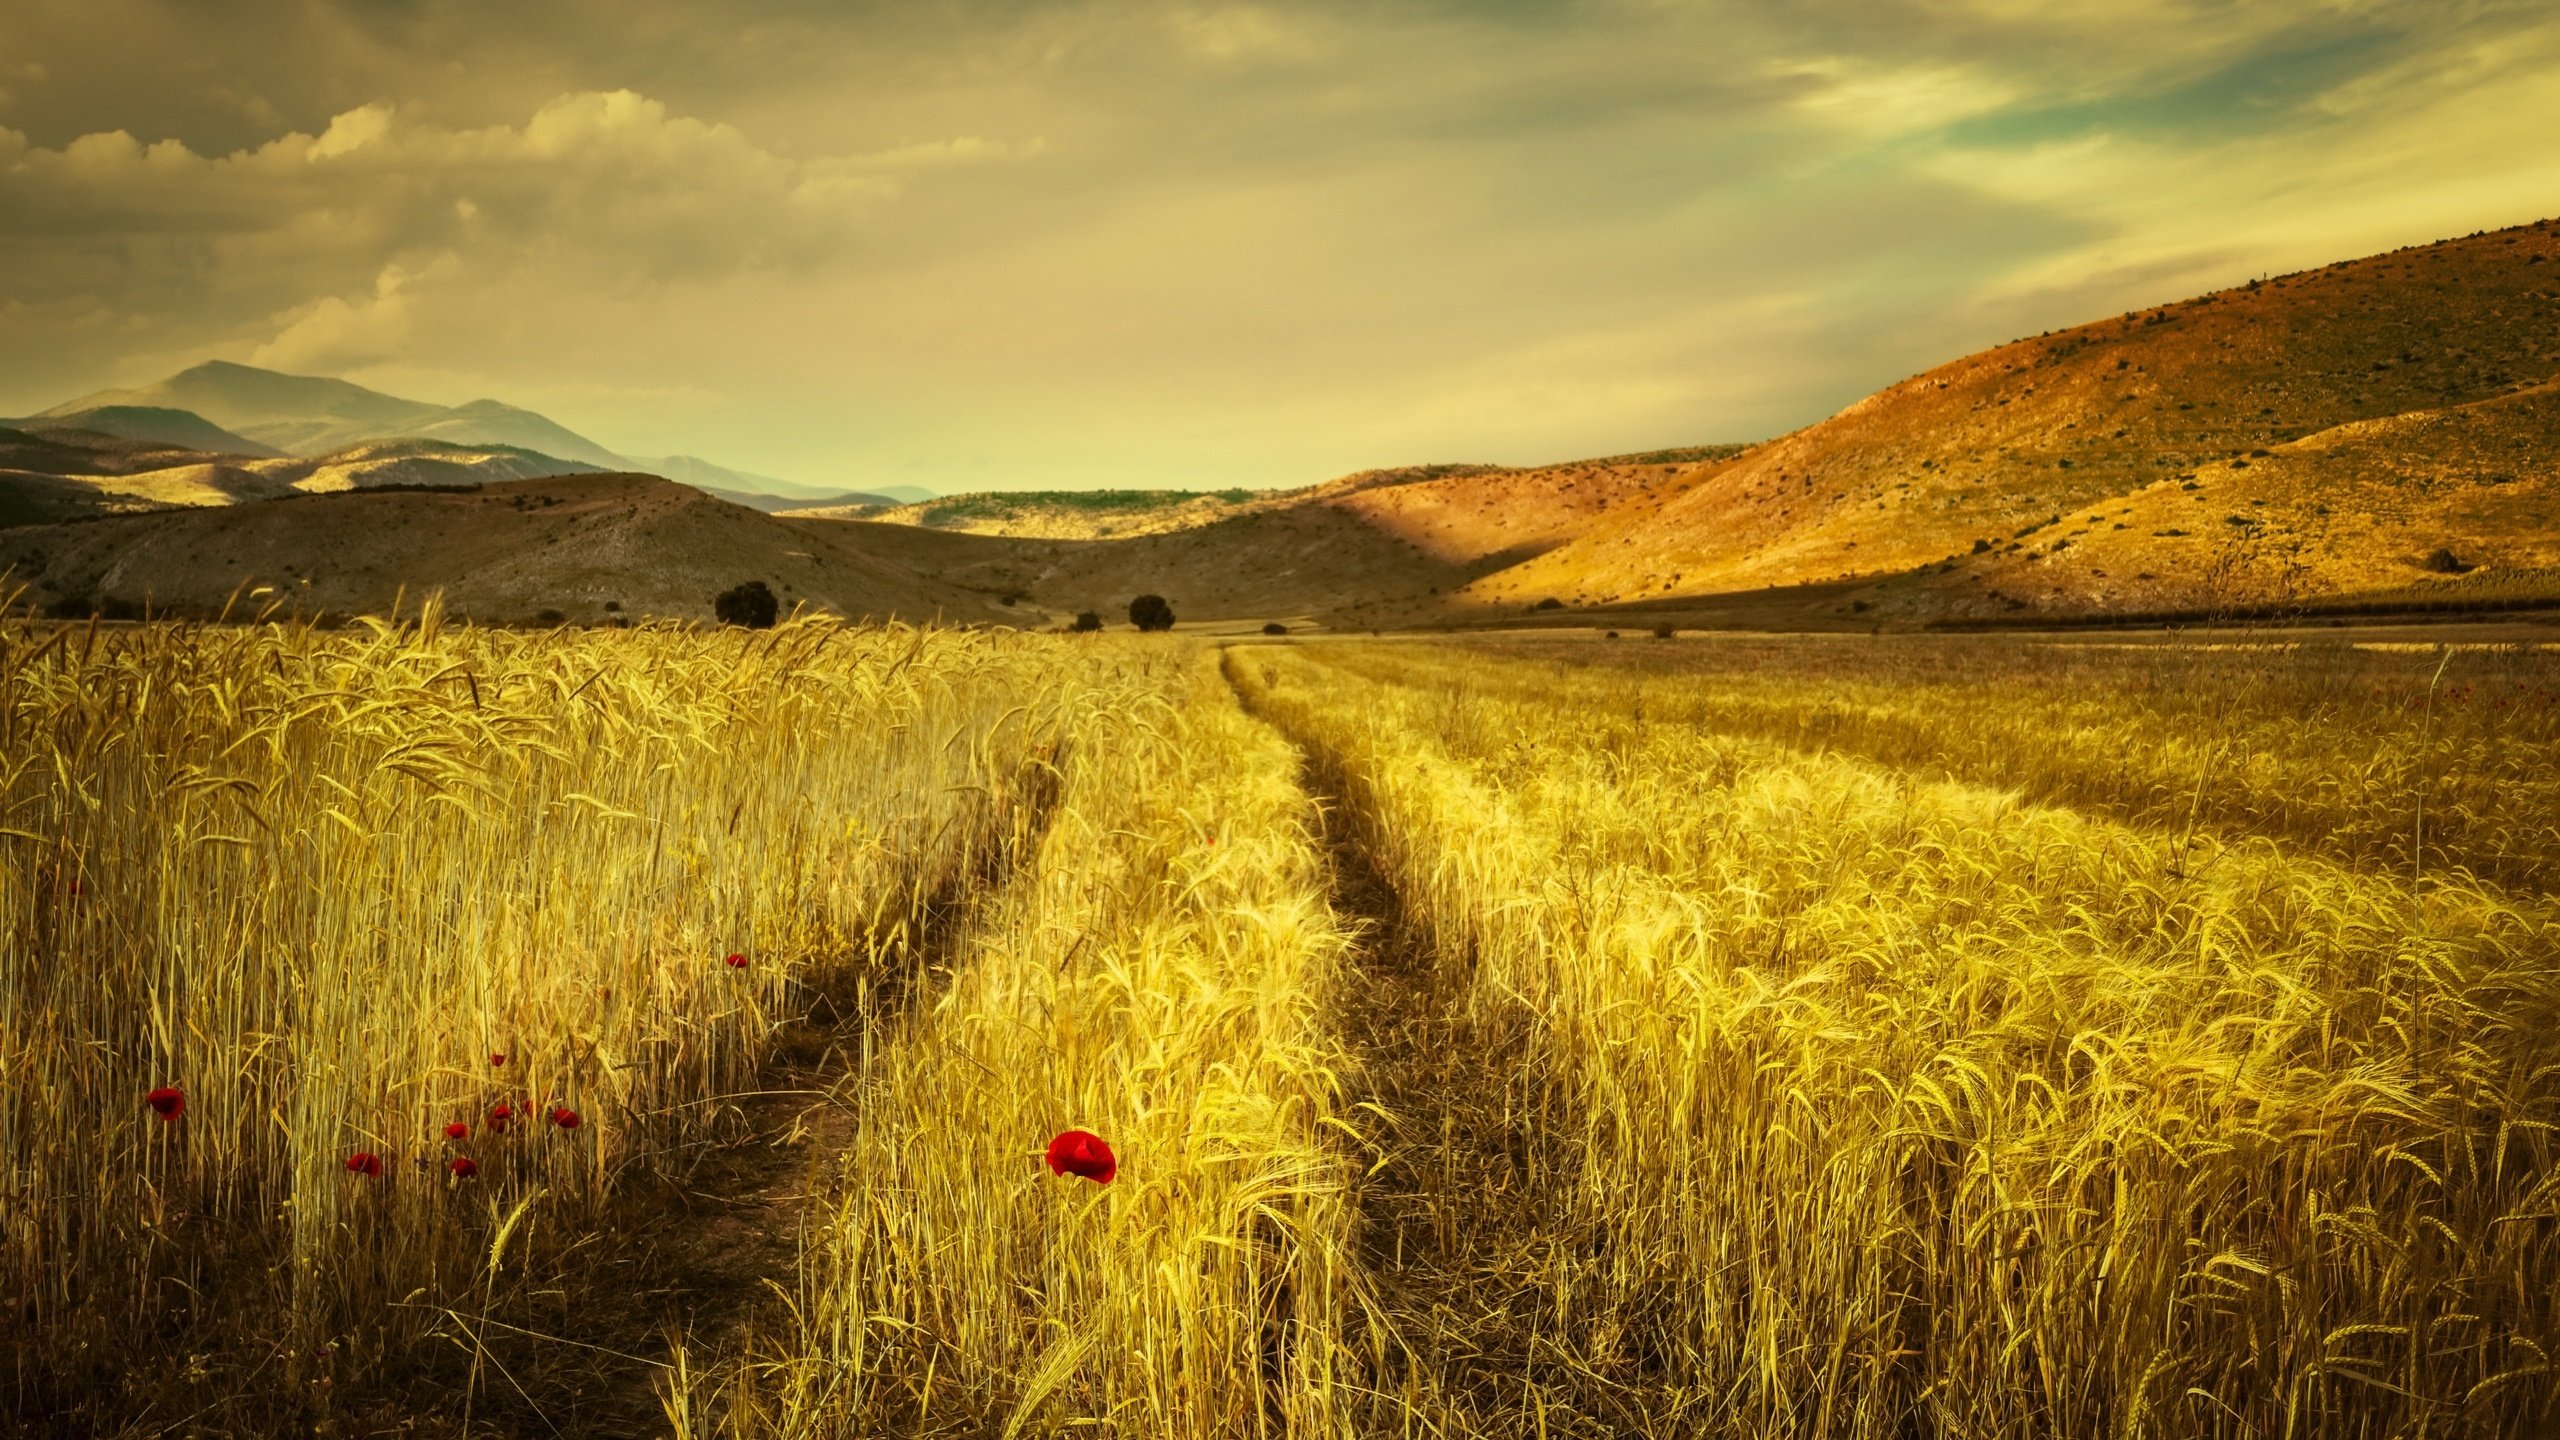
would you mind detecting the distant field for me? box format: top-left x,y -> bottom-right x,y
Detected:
8,620 -> 2558,1437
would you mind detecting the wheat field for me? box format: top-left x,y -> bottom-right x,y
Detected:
7,615 -> 2558,1438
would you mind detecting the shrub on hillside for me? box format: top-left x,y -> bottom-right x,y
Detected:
2421,548 -> 2475,574
1129,594 -> 1176,632
1262,622 -> 1289,636
1652,623 -> 1675,639
714,579 -> 779,628
1071,611 -> 1104,633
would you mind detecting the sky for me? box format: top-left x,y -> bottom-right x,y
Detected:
3,1 -> 2558,493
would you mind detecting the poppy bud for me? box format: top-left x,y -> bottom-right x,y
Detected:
1044,1129 -> 1116,1185
443,1121 -> 469,1141
550,1106 -> 582,1130
145,1086 -> 185,1121
345,1152 -> 383,1177
447,1156 -> 478,1179
491,1052 -> 507,1068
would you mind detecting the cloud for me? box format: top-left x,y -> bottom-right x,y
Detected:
250,256 -> 448,373
0,1 -> 2556,489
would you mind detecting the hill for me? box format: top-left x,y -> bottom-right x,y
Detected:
0,430 -> 606,526
36,361 -> 816,501
1460,218 -> 2560,616
0,473 -> 1017,625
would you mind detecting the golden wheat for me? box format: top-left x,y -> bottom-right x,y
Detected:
14,619 -> 2559,1439
1230,640 -> 2560,1437
1,608 -> 1070,1421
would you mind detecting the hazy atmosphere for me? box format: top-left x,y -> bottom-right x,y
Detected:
6,0 -> 2557,491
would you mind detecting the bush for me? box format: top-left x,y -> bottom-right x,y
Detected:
1071,611 -> 1104,633
1604,630 -> 1620,640
1262,622 -> 1289,636
1128,594 -> 1176,632
1533,597 -> 1565,611
2421,548 -> 2474,574
1652,623 -> 1675,639
536,608 -> 568,627
714,579 -> 779,628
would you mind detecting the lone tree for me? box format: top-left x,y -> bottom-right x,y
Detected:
715,579 -> 779,629
1071,610 -> 1104,633
1128,594 -> 1176,632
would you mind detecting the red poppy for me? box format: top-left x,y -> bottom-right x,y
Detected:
346,1151 -> 383,1177
550,1106 -> 581,1130
443,1121 -> 469,1141
145,1086 -> 185,1121
1045,1129 -> 1117,1185
489,1103 -> 513,1133
724,951 -> 748,969
447,1156 -> 478,1179
490,1052 -> 507,1068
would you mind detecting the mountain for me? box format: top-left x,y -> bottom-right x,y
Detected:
0,473 -> 1016,625
1458,217 -> 2560,618
10,405 -> 282,457
35,361 -> 800,497
702,485 -> 903,513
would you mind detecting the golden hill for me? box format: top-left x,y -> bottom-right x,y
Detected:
1463,217 -> 2560,613
0,474 -> 1017,625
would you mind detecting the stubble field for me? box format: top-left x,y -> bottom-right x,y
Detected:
7,615 -> 2559,1438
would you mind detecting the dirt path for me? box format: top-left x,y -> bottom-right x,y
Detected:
1228,656 -> 1693,1437
402,776 -> 1057,1439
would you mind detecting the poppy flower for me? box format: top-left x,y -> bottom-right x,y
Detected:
1045,1129 -> 1117,1185
550,1106 -> 581,1130
443,1121 -> 469,1141
447,1156 -> 478,1179
488,1103 -> 513,1133
724,952 -> 748,969
490,1052 -> 507,1068
145,1086 -> 185,1121
345,1151 -> 383,1177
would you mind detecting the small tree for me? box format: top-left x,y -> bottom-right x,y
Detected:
1261,622 -> 1289,636
1128,594 -> 1176,632
715,579 -> 779,628
1071,610 -> 1104,633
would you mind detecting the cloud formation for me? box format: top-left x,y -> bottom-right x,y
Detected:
1,1 -> 2556,490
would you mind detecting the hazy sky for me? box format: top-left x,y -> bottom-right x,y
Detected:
4,2 -> 2557,492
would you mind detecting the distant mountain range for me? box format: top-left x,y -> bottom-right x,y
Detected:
17,360 -> 929,510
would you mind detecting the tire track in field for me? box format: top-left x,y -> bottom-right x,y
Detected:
1226,650 -> 1683,1439
441,753 -> 1066,1439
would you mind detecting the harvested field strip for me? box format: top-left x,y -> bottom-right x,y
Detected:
1233,642 -> 2560,1438
704,650 -> 1364,1439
